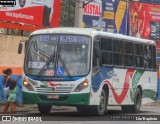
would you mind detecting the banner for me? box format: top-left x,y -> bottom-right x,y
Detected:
133,0 -> 160,4
102,0 -> 128,34
0,0 -> 61,31
82,0 -> 128,35
129,0 -> 160,49
82,0 -> 102,30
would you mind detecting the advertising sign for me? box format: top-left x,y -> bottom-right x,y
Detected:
102,0 -> 128,34
82,0 -> 102,30
0,0 -> 61,31
83,0 -> 128,35
129,0 -> 160,49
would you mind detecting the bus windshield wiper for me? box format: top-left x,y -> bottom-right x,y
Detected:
57,45 -> 71,78
38,49 -> 56,76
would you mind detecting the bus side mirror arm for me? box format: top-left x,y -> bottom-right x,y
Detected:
18,40 -> 28,54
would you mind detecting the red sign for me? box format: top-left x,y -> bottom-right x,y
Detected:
0,0 -> 61,31
46,70 -> 54,76
129,1 -> 160,49
83,2 -> 101,16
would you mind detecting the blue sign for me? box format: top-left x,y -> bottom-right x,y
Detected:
83,0 -> 128,35
56,67 -> 64,76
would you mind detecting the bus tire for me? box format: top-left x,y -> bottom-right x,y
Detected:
133,88 -> 142,113
91,89 -> 107,115
121,88 -> 142,113
38,104 -> 52,114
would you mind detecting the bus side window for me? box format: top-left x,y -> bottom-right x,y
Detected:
124,41 -> 134,67
93,41 -> 100,66
152,46 -> 157,70
113,39 -> 123,66
144,45 -> 156,69
144,45 -> 154,69
101,38 -> 113,65
134,43 -> 143,68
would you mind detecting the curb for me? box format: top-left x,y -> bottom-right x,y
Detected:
144,101 -> 160,106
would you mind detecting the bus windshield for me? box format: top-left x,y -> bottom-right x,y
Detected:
24,34 -> 91,77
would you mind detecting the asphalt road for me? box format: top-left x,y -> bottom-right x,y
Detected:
1,102 -> 160,123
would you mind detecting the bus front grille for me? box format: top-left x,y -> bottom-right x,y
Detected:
35,87 -> 73,93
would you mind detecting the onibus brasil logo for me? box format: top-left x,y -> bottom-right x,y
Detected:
0,0 -> 16,7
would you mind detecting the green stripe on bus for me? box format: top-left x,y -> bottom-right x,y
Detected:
23,92 -> 90,105
130,71 -> 144,102
142,89 -> 157,101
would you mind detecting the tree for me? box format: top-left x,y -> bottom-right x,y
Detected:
60,0 -> 75,27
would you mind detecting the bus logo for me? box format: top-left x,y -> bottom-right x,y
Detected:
52,87 -> 56,91
0,0 -> 16,7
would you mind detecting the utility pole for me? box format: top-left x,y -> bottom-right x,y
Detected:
74,0 -> 83,27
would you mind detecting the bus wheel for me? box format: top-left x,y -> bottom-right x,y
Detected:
121,88 -> 142,113
38,104 -> 52,114
133,88 -> 142,113
91,89 -> 107,115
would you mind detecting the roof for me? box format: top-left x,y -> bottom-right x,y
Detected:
31,27 -> 95,36
30,27 -> 156,45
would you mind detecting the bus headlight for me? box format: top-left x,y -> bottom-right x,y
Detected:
74,79 -> 89,92
23,79 -> 34,91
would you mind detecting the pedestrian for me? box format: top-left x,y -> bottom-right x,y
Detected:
3,68 -> 12,99
3,68 -> 21,114
8,79 -> 20,114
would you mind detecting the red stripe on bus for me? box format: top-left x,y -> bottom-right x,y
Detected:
103,70 -> 135,104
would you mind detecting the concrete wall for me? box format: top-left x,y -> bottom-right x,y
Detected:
0,34 -> 26,67
0,34 -> 27,104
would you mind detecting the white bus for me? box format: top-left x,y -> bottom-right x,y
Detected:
20,28 -> 157,115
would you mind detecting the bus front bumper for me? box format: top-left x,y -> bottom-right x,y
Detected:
23,92 -> 90,105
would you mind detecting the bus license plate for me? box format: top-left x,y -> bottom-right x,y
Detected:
47,95 -> 59,99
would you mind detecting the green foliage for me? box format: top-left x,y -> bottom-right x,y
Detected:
60,0 -> 75,27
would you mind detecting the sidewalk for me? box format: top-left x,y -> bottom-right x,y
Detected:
144,101 -> 160,106
0,104 -> 74,113
0,104 -> 37,113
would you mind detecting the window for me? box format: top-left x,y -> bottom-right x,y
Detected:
113,39 -> 124,66
152,46 -> 157,70
101,38 -> 112,51
101,38 -> 113,65
113,53 -> 124,66
93,41 -> 101,66
124,41 -> 133,67
134,43 -> 144,68
125,55 -> 134,67
124,42 -> 133,54
113,39 -> 123,53
144,45 -> 152,69
102,52 -> 112,65
144,45 -> 155,69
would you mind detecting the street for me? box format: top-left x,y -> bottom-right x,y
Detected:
1,102 -> 160,121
